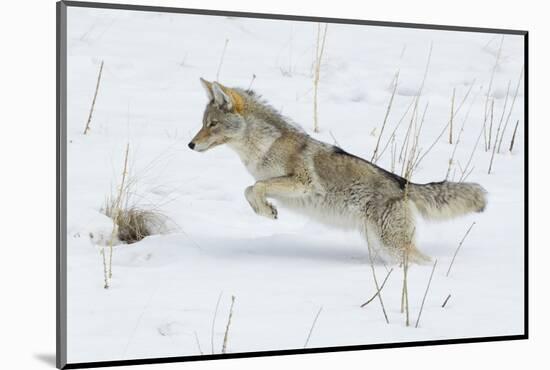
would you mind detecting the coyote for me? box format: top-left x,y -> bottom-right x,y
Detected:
189,79 -> 487,263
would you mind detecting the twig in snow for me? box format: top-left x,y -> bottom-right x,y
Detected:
483,36 -> 504,151
398,96 -> 418,169
415,259 -> 438,328
398,42 -> 433,166
449,87 -> 456,144
416,80 -> 476,166
446,222 -> 476,277
405,102 -> 429,179
216,39 -> 229,81
365,227 -> 390,323
416,42 -> 433,96
313,23 -> 328,133
444,87 -> 482,180
103,142 -> 130,288
194,331 -> 203,355
488,99 -> 495,150
459,121 -> 486,182
361,268 -> 394,307
83,60 -> 104,135
488,81 -> 511,174
461,166 -> 476,183
100,248 -> 109,290
329,130 -> 341,147
221,296 -> 236,354
376,97 -> 415,163
497,65 -> 524,153
402,247 -> 410,326
441,294 -> 451,308
247,74 -> 256,91
400,209 -> 415,327
372,70 -> 400,162
211,291 -> 223,354
390,136 -> 397,173
304,306 -> 323,348
509,120 -> 520,152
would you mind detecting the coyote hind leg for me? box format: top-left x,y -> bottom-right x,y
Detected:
405,244 -> 431,264
365,198 -> 431,264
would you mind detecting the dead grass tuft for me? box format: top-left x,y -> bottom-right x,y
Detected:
103,200 -> 168,244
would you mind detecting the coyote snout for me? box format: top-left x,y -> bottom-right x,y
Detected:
188,126 -> 220,152
190,77 -> 487,263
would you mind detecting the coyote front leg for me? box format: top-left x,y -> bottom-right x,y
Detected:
245,176 -> 309,219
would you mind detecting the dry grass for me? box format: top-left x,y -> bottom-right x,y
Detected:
372,70 -> 400,162
449,87 -> 456,144
401,247 -> 410,326
415,259 -> 438,328
365,228 -> 390,323
509,119 -> 520,152
497,65 -> 524,153
446,222 -> 476,277
441,294 -> 451,308
313,23 -> 328,133
375,97 -> 415,163
390,136 -> 397,172
415,80 -> 476,167
399,100 -> 424,327
405,101 -> 429,179
102,143 -> 130,288
194,331 -> 204,355
103,202 -> 168,244
99,144 -> 174,289
398,97 -> 419,171
487,99 -> 495,150
83,60 -> 104,135
216,39 -> 229,81
221,296 -> 236,354
488,81 -> 511,174
444,87 -> 482,180
482,36 -> 504,151
304,306 -> 323,348
247,73 -> 256,91
458,118 -> 486,182
101,144 -> 172,246
397,43 -> 432,176
211,292 -> 223,355
361,268 -> 394,308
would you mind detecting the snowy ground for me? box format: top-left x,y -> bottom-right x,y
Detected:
66,6 -> 525,364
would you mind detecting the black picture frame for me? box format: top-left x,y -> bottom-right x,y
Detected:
56,1 -> 529,368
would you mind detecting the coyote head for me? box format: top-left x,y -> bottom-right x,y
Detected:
188,78 -> 247,152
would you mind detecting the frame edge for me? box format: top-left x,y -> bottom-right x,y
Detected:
57,2 -> 529,368
62,0 -> 527,35
57,1 -> 68,369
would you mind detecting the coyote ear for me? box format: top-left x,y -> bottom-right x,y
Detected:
209,82 -> 245,113
200,77 -> 214,101
211,82 -> 233,111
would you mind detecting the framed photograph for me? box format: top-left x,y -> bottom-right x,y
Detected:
57,1 -> 528,368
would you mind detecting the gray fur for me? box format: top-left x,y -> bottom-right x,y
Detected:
189,79 -> 488,263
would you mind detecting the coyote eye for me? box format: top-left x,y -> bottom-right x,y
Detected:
208,120 -> 219,128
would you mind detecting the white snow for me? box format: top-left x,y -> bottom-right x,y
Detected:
66,6 -> 525,364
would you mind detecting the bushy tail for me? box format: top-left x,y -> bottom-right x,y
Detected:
408,181 -> 487,221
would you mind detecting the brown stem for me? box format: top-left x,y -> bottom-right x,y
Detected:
83,60 -> 104,135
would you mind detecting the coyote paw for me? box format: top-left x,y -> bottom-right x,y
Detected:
245,186 -> 278,220
262,202 -> 278,220
251,200 -> 278,220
